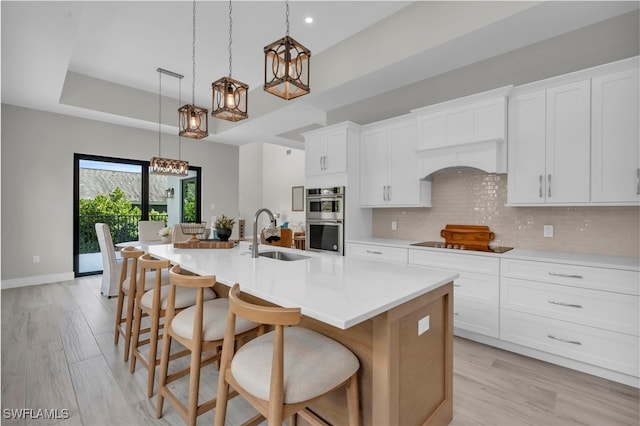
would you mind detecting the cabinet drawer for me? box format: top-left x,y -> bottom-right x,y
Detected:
502,277 -> 639,336
454,299 -> 499,338
501,309 -> 639,376
346,243 -> 407,265
453,271 -> 499,305
501,258 -> 639,295
409,249 -> 499,275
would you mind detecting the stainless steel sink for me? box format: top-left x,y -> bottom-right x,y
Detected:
258,251 -> 310,261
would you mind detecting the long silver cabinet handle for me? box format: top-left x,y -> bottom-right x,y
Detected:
453,284 -> 461,287
547,174 -> 552,198
323,156 -> 327,170
548,300 -> 583,308
366,250 -> 383,255
320,156 -> 324,170
547,334 -> 582,345
548,272 -> 583,279
388,185 -> 391,201
539,175 -> 543,198
636,168 -> 640,195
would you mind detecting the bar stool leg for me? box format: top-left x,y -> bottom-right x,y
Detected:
156,332 -> 172,419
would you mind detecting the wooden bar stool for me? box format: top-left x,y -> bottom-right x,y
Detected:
156,265 -> 264,426
215,283 -> 361,426
114,246 -> 144,362
129,253 -> 216,397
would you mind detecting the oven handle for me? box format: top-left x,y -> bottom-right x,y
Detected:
307,220 -> 343,225
306,194 -> 344,200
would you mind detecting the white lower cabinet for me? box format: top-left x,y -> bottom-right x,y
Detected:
501,309 -> 639,377
409,249 -> 500,338
500,257 -> 640,379
346,242 -> 408,265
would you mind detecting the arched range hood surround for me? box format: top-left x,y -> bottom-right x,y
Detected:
412,85 -> 512,178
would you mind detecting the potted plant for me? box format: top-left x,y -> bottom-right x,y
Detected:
158,226 -> 173,243
214,215 -> 235,241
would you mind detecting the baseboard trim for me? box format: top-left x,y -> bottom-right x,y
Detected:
1,272 -> 75,289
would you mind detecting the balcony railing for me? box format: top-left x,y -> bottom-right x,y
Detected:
80,213 -> 167,254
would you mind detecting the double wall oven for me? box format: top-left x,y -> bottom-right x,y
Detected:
306,186 -> 344,255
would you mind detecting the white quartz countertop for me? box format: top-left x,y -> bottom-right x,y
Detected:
147,242 -> 458,330
348,238 -> 640,271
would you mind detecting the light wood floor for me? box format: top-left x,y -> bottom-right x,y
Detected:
2,276 -> 638,426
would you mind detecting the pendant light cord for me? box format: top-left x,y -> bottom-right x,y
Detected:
228,0 -> 233,78
158,71 -> 162,157
285,0 -> 290,37
178,75 -> 182,161
191,0 -> 196,105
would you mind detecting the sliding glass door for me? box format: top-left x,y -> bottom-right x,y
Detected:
73,154 -> 201,276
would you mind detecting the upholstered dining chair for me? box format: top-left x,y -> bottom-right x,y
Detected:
214,284 -> 361,426
171,223 -> 190,244
129,253 -> 216,397
138,220 -> 165,242
156,266 -> 264,426
95,223 -> 124,298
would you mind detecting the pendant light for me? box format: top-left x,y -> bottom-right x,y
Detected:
212,0 -> 248,122
151,68 -> 189,176
179,0 -> 209,139
264,0 -> 311,100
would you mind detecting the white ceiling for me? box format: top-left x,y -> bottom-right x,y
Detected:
2,1 -> 639,148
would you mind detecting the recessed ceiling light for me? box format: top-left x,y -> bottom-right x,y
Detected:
305,16 -> 314,24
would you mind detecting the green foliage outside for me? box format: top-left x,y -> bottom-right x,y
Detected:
79,187 -> 167,253
183,181 -> 196,222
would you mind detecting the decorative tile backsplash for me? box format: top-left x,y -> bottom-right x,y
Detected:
372,168 -> 640,258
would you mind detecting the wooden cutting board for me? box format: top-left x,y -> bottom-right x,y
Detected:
440,225 -> 495,251
174,240 -> 239,249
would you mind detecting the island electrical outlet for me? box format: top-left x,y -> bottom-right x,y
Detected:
418,315 -> 430,336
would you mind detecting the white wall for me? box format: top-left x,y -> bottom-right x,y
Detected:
1,104 -> 239,285
239,142 -> 305,238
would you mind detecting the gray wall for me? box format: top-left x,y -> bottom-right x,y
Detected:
1,104 -> 239,284
328,10 -> 640,125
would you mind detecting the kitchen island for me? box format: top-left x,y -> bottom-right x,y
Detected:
147,242 -> 458,426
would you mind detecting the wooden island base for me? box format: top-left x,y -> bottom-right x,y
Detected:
299,282 -> 453,426
213,281 -> 453,426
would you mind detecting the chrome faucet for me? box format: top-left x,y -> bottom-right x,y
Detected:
252,208 -> 276,258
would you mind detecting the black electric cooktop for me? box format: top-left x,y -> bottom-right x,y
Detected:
410,241 -> 514,254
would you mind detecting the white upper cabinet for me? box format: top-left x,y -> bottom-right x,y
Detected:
360,116 -> 430,207
591,68 -> 640,204
508,57 -> 639,206
545,80 -> 592,203
304,122 -> 357,176
507,90 -> 547,204
508,80 -> 591,204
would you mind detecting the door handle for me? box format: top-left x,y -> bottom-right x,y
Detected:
387,185 -> 391,201
539,175 -> 543,198
366,250 -> 383,255
547,334 -> 582,345
547,174 -> 551,198
548,300 -> 583,309
548,272 -> 583,279
636,168 -> 639,195
320,156 -> 323,171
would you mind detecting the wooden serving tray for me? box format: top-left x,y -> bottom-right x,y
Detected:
440,225 -> 495,251
174,240 -> 239,249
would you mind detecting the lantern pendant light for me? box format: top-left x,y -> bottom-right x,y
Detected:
264,0 -> 311,100
179,0 -> 209,139
151,68 -> 189,176
212,0 -> 248,122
